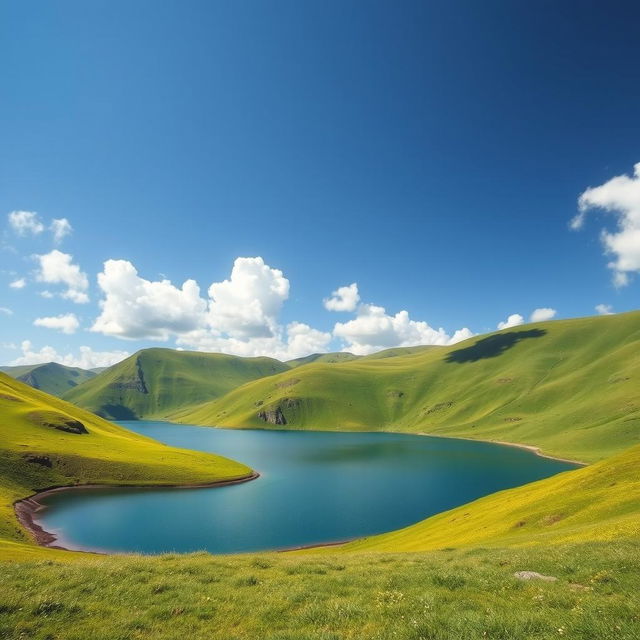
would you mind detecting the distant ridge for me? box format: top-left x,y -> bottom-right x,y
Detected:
63,347 -> 290,420
0,362 -> 96,397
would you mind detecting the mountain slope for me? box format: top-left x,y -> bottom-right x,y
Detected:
173,312 -> 640,463
63,348 -> 289,420
0,362 -> 96,396
286,352 -> 360,368
335,441 -> 640,552
0,372 -> 253,555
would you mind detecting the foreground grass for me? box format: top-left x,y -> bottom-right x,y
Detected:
1,541 -> 638,640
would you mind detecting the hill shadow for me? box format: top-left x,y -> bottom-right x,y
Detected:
445,329 -> 547,364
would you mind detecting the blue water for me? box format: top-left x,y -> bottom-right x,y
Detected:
37,422 -> 577,554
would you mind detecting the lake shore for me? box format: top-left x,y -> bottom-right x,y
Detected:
415,432 -> 588,466
14,471 -> 260,551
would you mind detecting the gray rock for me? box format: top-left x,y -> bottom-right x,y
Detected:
514,571 -> 558,582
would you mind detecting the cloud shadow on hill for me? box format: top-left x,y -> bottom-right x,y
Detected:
445,329 -> 547,364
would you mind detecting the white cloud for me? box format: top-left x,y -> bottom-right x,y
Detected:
0,307 -> 13,316
9,278 -> 26,289
33,313 -> 80,335
208,257 -> 289,338
333,303 -> 473,355
39,290 -> 54,298
92,259 -> 207,340
324,283 -> 360,312
9,340 -> 129,369
35,250 -> 89,303
530,307 -> 557,322
50,218 -> 72,244
8,211 -> 44,236
573,163 -> 640,287
595,303 -> 614,315
497,313 -> 524,330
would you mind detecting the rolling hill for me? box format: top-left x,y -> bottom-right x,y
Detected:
63,347 -> 289,420
0,372 -> 253,557
173,311 -> 640,463
0,362 -> 97,396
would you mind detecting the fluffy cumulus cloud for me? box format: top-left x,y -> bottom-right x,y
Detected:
324,283 -> 360,312
91,256 -> 328,360
33,313 -> 80,334
50,218 -> 72,244
572,163 -> 640,287
333,303 -> 473,355
0,307 -> 13,316
92,259 -> 207,340
595,303 -> 614,315
8,211 -> 44,236
35,250 -> 89,303
530,307 -> 556,322
10,340 -> 129,369
208,257 -> 289,338
9,278 -> 26,289
497,313 -> 524,330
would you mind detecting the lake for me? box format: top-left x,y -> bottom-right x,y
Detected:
36,422 -> 577,554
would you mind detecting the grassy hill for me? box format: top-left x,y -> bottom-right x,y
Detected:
63,348 -> 289,420
173,312 -> 640,463
286,352 -> 360,367
0,362 -> 96,396
0,373 -> 253,558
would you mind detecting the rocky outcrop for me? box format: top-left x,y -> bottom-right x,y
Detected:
28,411 -> 88,434
257,397 -> 302,425
24,454 -> 53,467
258,407 -> 287,425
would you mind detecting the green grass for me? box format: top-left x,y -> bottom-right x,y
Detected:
173,311 -> 640,463
0,372 -> 253,557
1,541 -> 638,639
63,347 -> 289,420
0,362 -> 96,397
286,352 -> 361,367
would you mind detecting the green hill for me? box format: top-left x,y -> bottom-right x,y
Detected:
0,362 -> 96,396
63,348 -> 289,420
0,373 -> 253,557
173,311 -> 640,463
286,352 -> 360,367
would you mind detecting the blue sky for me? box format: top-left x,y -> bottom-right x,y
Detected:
1,0 -> 639,366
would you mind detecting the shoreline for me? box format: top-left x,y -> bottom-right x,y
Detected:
415,432 -> 588,466
13,471 -> 260,552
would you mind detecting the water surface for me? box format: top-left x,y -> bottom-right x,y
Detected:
37,422 -> 577,554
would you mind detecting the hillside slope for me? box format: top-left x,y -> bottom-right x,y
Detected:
174,312 -> 640,462
0,362 -> 96,396
0,373 -> 252,556
335,441 -> 640,552
63,348 -> 289,420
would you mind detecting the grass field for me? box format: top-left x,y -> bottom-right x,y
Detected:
174,312 -> 640,463
1,542 -> 638,639
62,348 -> 289,420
